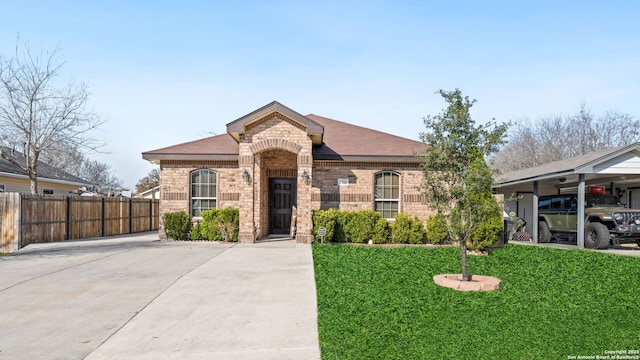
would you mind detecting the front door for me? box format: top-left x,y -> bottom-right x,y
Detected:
269,178 -> 296,234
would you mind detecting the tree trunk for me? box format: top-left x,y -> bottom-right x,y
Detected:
460,238 -> 472,281
29,153 -> 39,194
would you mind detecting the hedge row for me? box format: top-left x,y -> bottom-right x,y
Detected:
162,208 -> 239,241
312,209 -> 429,244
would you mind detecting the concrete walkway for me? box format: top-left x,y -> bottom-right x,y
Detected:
0,233 -> 321,360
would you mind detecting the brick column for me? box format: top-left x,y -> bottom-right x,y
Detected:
238,154 -> 255,243
296,155 -> 314,243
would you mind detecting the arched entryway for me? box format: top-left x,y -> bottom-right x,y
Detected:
256,149 -> 298,239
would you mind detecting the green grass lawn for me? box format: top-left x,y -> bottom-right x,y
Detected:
312,244 -> 640,360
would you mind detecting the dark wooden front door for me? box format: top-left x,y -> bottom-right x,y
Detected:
269,178 -> 296,234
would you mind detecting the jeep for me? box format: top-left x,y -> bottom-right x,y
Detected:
538,186 -> 640,249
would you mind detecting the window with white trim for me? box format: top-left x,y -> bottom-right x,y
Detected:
191,169 -> 217,216
374,171 -> 399,218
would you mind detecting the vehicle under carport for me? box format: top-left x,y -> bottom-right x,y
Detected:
495,143 -> 640,249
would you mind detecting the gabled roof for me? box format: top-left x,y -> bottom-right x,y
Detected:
496,143 -> 640,187
143,103 -> 427,163
0,147 -> 90,186
226,101 -> 324,145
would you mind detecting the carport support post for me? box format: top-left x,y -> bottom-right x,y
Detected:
577,174 -> 586,249
532,181 -> 539,244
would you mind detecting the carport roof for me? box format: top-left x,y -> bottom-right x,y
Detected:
495,142 -> 640,187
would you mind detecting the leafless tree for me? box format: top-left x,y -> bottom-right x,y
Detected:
491,104 -> 640,174
79,159 -> 123,195
0,40 -> 104,194
135,168 -> 160,194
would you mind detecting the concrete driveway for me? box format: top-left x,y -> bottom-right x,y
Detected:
0,233 -> 321,360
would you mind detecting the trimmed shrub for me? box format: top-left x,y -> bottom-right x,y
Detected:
313,209 -> 339,242
190,223 -> 203,240
426,213 -> 449,244
335,210 -> 353,242
391,213 -> 426,244
371,217 -> 391,244
163,210 -> 191,240
345,210 -> 382,243
201,208 -> 239,241
313,209 -> 391,243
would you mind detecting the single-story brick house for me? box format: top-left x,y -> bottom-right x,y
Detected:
142,101 -> 432,243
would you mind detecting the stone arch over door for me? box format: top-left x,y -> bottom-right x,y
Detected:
249,138 -> 303,155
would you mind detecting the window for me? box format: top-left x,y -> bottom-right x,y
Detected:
338,178 -> 349,186
191,170 -> 217,216
374,171 -> 399,218
0,184 -> 4,192
42,189 -> 54,195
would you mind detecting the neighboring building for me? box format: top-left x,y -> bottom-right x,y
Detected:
139,186 -> 160,199
0,147 -> 90,194
495,143 -> 640,248
143,101 -> 432,243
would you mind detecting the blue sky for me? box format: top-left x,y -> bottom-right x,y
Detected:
1,1 -> 639,189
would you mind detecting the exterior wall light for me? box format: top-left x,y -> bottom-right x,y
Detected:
302,170 -> 311,185
242,169 -> 251,184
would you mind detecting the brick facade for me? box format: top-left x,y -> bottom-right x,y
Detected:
146,102 -> 432,243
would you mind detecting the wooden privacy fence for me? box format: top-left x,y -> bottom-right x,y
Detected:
1,193 -> 159,253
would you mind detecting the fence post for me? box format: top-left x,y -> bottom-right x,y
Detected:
149,199 -> 153,231
19,194 -> 23,249
129,198 -> 133,234
66,196 -> 71,241
101,197 -> 105,237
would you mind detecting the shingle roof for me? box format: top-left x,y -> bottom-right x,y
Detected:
142,134 -> 239,161
307,114 -> 426,161
0,147 -> 90,185
142,111 -> 426,162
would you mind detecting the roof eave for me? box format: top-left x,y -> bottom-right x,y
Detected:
496,170 -> 577,187
314,155 -> 421,163
0,171 -> 91,187
142,153 -> 239,162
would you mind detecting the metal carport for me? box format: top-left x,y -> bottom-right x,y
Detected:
495,143 -> 640,249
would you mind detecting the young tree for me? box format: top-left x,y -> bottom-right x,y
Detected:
0,40 -> 104,194
418,89 -> 509,281
135,168 -> 160,194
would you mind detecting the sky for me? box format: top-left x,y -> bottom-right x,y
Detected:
1,1 -> 639,190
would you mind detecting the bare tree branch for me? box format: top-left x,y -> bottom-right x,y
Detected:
0,39 -> 105,193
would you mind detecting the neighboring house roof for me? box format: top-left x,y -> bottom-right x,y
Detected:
0,147 -> 90,186
495,143 -> 640,187
139,185 -> 160,196
143,103 -> 426,163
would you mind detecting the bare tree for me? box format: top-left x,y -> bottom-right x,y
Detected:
491,104 -> 640,173
39,141 -> 86,175
79,159 -> 123,195
135,168 -> 159,194
0,40 -> 104,194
